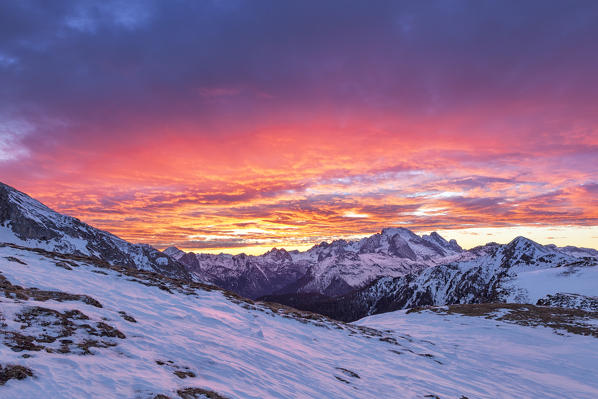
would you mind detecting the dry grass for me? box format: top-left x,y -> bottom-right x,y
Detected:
0,364 -> 33,385
4,256 -> 26,265
177,387 -> 230,399
118,311 -> 137,323
0,271 -> 102,308
1,304 -> 125,355
408,303 -> 598,338
335,367 -> 360,379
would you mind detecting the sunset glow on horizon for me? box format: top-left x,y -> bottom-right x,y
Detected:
1,1 -> 597,254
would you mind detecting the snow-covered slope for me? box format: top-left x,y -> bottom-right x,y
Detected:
171,228 -> 465,298
357,306 -> 598,399
1,243 -> 597,398
0,182 -> 188,279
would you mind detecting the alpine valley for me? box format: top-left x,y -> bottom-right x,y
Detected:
1,181 -> 597,398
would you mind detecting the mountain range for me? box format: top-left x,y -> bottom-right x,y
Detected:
1,181 -> 598,397
261,236 -> 598,321
165,227 -> 465,299
2,181 -> 597,323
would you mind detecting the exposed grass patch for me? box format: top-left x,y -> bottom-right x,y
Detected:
54,261 -> 72,270
1,305 -> 124,355
335,376 -> 350,384
4,256 -> 26,265
335,367 -> 360,379
0,271 -> 102,308
155,359 -> 196,379
118,311 -> 137,323
0,364 -> 33,385
177,387 -> 230,399
173,370 -> 196,379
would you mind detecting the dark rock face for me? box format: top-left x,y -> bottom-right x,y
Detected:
0,183 -> 189,280
537,293 -> 598,312
358,234 -> 381,254
262,248 -> 293,263
0,185 -> 61,242
425,231 -> 463,253
388,235 -> 417,260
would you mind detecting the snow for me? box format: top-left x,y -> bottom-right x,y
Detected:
163,246 -> 185,260
358,309 -> 598,399
156,257 -> 169,266
505,264 -> 598,303
2,244 -> 598,398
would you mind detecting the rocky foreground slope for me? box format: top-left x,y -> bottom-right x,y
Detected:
1,242 -> 597,398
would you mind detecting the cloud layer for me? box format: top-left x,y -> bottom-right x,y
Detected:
1,0 -> 597,253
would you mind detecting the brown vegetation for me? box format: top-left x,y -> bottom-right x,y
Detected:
0,364 -> 33,385
408,303 -> 598,338
177,387 -> 230,399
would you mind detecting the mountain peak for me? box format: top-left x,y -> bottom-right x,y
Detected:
499,236 -> 557,266
263,247 -> 292,262
163,246 -> 185,260
381,227 -> 417,237
422,231 -> 463,252
507,236 -> 541,249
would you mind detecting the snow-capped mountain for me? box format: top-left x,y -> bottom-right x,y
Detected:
0,182 -> 188,279
1,241 -> 597,398
266,236 -> 598,321
167,227 -> 466,299
170,248 -> 310,299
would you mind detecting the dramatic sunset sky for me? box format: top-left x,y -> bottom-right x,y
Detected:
1,1 -> 597,254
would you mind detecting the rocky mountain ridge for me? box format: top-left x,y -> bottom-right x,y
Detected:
166,227 -> 467,298
0,182 -> 188,279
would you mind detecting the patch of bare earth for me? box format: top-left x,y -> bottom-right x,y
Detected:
0,269 -> 125,355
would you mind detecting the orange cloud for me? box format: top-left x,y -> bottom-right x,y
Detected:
3,112 -> 596,254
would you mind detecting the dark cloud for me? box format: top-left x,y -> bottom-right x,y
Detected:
581,183 -> 598,194
2,0 -> 598,149
451,176 -> 520,189
2,1 -> 597,252
443,196 -> 507,212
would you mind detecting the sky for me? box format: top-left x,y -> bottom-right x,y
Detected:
1,0 -> 597,254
